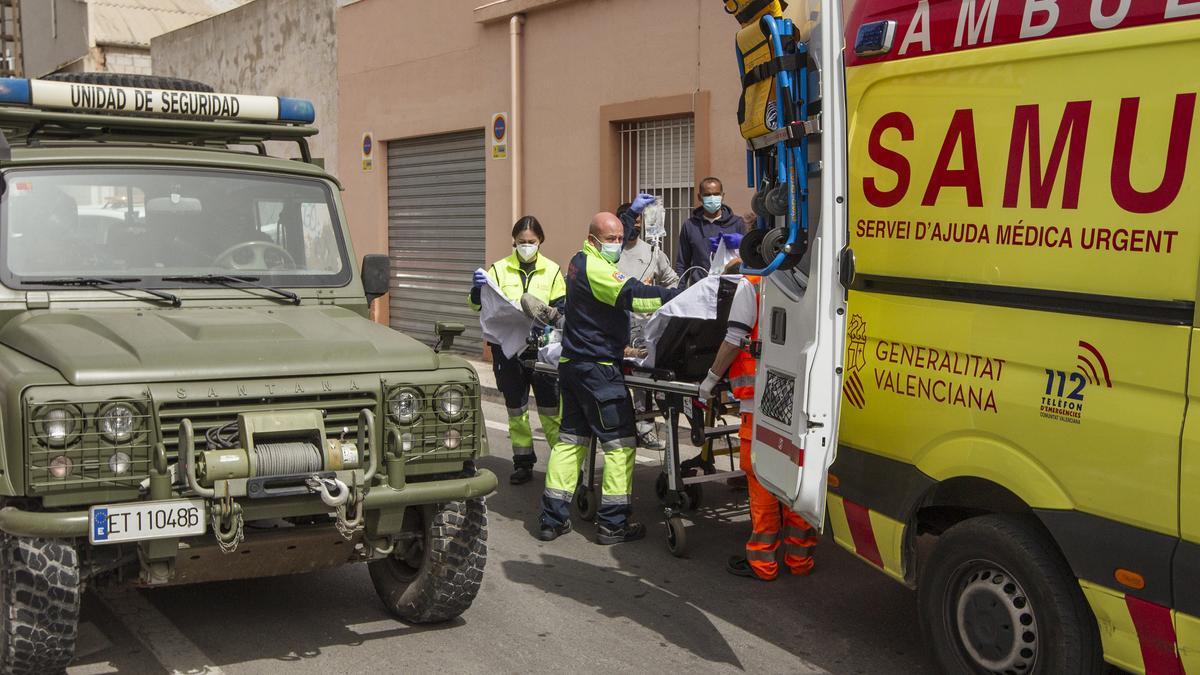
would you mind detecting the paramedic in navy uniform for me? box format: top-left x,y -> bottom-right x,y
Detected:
536,212 -> 682,544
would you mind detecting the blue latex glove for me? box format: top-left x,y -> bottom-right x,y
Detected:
630,192 -> 656,214
721,232 -> 743,251
472,270 -> 488,289
708,234 -> 724,254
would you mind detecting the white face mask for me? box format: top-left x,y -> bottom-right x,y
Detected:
515,243 -> 539,262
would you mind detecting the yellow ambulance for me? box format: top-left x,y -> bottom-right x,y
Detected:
824,1 -> 1200,672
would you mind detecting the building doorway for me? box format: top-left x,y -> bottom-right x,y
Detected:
386,130 -> 485,351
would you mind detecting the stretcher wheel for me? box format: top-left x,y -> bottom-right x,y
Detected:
739,229 -> 769,270
654,473 -> 669,504
751,189 -> 770,219
666,516 -> 687,557
761,227 -> 804,271
764,185 -> 789,216
574,485 -> 598,522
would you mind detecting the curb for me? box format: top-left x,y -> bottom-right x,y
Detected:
479,384 -> 505,405
464,358 -> 506,405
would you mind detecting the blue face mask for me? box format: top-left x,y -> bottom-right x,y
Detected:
701,195 -> 723,213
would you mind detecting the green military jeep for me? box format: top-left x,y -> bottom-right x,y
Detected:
0,73 -> 495,673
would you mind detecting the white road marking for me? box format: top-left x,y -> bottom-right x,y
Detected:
346,619 -> 403,636
67,663 -> 119,675
93,585 -> 225,675
485,419 -> 509,433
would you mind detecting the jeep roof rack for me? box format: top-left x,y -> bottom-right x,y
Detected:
0,77 -> 318,163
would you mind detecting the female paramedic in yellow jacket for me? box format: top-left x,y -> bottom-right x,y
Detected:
469,216 -> 566,485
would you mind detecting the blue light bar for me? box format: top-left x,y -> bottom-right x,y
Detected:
0,77 -> 317,125
278,97 -> 316,124
0,78 -> 31,105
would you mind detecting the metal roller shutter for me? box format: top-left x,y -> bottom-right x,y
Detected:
387,130 -> 485,352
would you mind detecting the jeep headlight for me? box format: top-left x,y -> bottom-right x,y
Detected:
99,402 -> 139,443
388,387 -> 422,425
435,385 -> 467,422
35,405 -> 80,447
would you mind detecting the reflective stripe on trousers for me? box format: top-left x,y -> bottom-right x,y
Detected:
740,412 -> 815,579
540,438 -> 635,530
782,524 -> 819,565
508,409 -> 534,465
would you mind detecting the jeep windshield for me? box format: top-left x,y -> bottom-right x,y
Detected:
0,167 -> 352,288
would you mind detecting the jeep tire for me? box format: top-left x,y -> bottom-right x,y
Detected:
42,72 -> 214,93
369,499 -> 487,623
0,535 -> 81,674
918,514 -> 1103,674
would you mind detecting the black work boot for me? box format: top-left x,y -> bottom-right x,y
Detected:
509,466 -> 533,485
596,522 -> 646,545
537,519 -> 571,542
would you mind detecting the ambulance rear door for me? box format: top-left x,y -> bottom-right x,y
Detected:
750,0 -> 849,529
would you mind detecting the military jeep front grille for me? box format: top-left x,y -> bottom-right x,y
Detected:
158,389 -> 379,460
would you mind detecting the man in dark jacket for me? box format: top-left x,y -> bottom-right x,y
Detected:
674,177 -> 747,287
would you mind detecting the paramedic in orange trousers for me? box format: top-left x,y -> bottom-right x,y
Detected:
697,247 -> 818,580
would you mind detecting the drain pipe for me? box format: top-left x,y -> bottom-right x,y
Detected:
510,14 -> 524,222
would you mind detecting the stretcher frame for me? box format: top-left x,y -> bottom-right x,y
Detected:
531,361 -> 742,556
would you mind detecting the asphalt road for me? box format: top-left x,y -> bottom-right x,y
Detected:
68,398 -> 936,674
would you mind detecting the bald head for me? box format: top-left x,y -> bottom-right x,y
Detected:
588,212 -> 623,245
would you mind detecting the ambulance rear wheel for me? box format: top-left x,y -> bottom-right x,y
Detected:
918,514 -> 1103,675
42,72 -> 214,93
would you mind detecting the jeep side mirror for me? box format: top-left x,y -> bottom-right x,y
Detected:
361,254 -> 390,305
434,321 -> 465,353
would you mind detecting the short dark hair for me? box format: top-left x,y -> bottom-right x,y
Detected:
512,215 -> 545,242
699,177 -> 723,193
616,202 -> 632,218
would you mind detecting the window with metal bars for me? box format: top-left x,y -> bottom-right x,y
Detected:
618,117 -> 695,263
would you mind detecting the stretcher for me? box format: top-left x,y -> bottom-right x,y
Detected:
530,360 -> 741,557
726,0 -> 819,276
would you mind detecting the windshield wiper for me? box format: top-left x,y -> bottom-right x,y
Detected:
31,277 -> 182,307
162,274 -> 301,305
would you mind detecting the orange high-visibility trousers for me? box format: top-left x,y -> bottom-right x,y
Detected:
739,412 -> 817,580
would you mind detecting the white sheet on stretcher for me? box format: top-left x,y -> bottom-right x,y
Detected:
477,268 -> 534,359
536,275 -> 736,369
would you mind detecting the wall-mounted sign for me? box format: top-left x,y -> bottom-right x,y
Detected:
361,131 -> 374,171
491,113 -> 507,160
